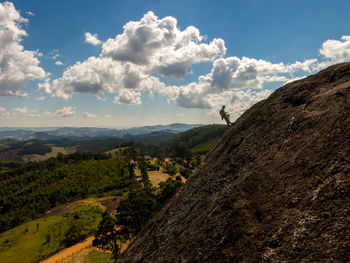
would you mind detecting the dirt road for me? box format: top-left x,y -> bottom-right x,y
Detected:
40,236 -> 94,263
40,236 -> 128,263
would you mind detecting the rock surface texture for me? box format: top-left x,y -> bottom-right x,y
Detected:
117,63 -> 350,263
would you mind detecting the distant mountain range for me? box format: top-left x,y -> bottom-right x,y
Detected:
0,123 -> 203,140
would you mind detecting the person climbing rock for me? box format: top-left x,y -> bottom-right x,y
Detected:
220,105 -> 232,126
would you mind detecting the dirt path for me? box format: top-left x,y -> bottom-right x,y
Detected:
40,236 -> 128,263
40,236 -> 94,263
38,197 -> 122,262
58,247 -> 91,263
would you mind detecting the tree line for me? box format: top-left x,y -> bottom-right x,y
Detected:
0,153 -> 131,232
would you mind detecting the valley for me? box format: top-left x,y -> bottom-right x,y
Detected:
0,124 -> 225,262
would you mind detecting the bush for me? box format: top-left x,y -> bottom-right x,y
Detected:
63,220 -> 87,246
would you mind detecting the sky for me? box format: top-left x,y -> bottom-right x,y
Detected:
1,0 -> 350,128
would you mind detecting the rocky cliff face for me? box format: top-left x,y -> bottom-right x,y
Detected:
118,63 -> 350,263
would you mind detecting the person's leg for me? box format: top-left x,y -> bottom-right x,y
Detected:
224,117 -> 231,126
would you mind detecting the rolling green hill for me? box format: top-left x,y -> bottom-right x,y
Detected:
0,153 -> 132,232
0,124 -> 225,163
0,200 -> 105,263
0,124 -> 229,262
158,124 -> 227,158
0,139 -> 20,151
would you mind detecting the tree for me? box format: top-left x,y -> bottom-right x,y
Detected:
93,212 -> 125,260
94,179 -> 184,260
180,167 -> 191,179
165,162 -> 177,176
156,178 -> 183,207
138,156 -> 152,192
45,233 -> 51,243
116,188 -> 157,236
63,220 -> 87,246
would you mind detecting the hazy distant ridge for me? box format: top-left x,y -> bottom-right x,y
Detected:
0,123 -> 203,140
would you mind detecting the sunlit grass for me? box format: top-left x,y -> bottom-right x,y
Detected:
0,202 -> 104,263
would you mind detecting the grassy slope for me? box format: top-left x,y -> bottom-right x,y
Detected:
0,140 -> 19,152
44,146 -> 77,158
21,146 -> 78,162
57,247 -> 112,263
189,137 -> 219,154
0,216 -> 63,263
0,200 -> 104,263
84,250 -> 113,263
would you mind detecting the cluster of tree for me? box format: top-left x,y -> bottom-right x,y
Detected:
93,177 -> 183,259
18,141 -> 51,155
62,204 -> 105,246
76,138 -> 127,153
129,124 -> 226,160
0,139 -> 21,151
0,153 -> 132,232
0,124 -> 225,239
126,131 -> 175,145
91,126 -> 226,259
158,124 -> 226,158
0,161 -> 23,172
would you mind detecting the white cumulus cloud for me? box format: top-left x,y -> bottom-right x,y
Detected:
37,10 -> 350,119
114,89 -> 142,104
102,11 -> 226,77
82,112 -> 97,118
319,35 -> 350,63
13,107 -> 29,114
54,106 -> 75,117
0,2 -> 46,96
55,60 -> 63,66
162,55 -> 318,110
39,56 -> 164,101
35,96 -> 45,101
26,11 -> 34,16
43,106 -> 75,117
85,32 -> 102,46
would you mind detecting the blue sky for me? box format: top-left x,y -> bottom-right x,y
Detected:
1,0 -> 350,127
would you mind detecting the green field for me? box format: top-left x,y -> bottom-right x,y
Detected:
21,146 -> 78,162
105,147 -> 127,157
44,146 -> 77,158
0,201 -> 104,263
189,137 -> 219,154
84,250 -> 113,263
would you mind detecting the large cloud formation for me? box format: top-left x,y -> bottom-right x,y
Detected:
0,1 -> 45,96
38,56 -> 164,100
40,12 -> 223,101
319,35 -> 350,62
162,56 -> 318,110
102,11 -> 226,77
36,10 -> 350,119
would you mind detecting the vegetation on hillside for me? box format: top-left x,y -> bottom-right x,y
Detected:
0,124 -> 227,261
0,153 -> 131,232
0,160 -> 24,173
0,124 -> 226,162
0,201 -> 104,263
0,139 -> 20,151
93,177 -> 183,259
156,124 -> 226,158
18,141 -> 51,155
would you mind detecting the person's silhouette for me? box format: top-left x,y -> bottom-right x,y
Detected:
219,105 -> 232,126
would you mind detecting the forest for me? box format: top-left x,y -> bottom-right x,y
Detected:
0,124 -> 227,261
0,153 -> 131,232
